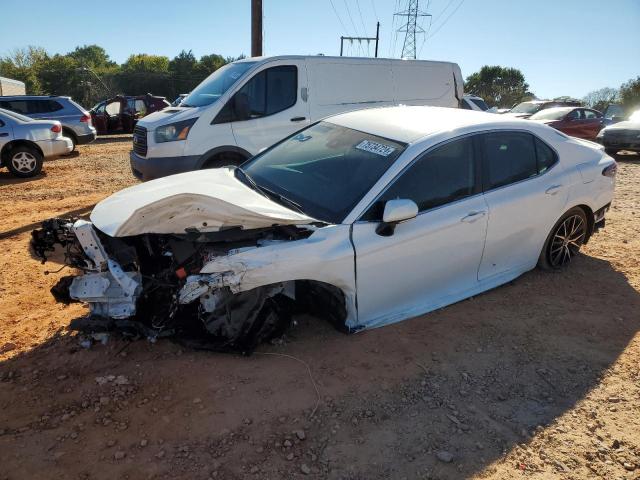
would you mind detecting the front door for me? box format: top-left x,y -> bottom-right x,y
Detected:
92,102 -> 109,134
351,136 -> 488,327
478,131 -> 568,280
229,61 -> 309,155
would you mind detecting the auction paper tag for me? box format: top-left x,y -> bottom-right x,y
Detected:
356,140 -> 396,157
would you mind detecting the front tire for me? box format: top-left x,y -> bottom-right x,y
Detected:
605,148 -> 618,156
7,146 -> 43,178
538,207 -> 588,270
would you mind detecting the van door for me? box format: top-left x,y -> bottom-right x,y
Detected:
228,61 -> 309,155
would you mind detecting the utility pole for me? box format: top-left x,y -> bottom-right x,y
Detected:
251,0 -> 263,57
395,0 -> 431,59
340,21 -> 380,57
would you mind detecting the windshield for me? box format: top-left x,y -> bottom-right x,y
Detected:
241,122 -> 407,223
182,62 -> 256,107
511,102 -> 543,114
470,98 -> 489,111
0,108 -> 32,122
530,108 -> 572,120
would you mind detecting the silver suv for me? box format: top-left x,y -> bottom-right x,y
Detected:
0,96 -> 96,151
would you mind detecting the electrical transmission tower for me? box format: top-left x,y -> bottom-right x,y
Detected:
395,0 -> 431,59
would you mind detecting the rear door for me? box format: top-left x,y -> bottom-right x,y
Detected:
229,60 -> 309,155
478,131 -> 567,280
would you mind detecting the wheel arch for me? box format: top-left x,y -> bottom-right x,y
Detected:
1,140 -> 44,163
61,126 -> 78,144
196,145 -> 253,169
572,203 -> 594,243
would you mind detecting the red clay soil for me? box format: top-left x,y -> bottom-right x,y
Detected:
0,139 -> 638,479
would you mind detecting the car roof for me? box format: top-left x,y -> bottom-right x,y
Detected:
326,106 -> 541,144
535,106 -> 576,114
0,95 -> 70,100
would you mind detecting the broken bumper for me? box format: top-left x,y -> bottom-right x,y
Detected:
30,219 -> 313,353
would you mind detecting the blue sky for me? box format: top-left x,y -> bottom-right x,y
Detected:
1,0 -> 638,99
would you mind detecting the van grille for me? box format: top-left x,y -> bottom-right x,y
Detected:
133,126 -> 148,156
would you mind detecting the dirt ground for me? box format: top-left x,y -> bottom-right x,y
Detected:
0,137 -> 639,480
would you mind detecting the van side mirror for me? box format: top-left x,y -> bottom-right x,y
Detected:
376,199 -> 418,236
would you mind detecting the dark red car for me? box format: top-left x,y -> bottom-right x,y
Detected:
90,94 -> 170,134
529,107 -> 605,141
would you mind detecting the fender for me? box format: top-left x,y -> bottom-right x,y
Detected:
196,145 -> 253,169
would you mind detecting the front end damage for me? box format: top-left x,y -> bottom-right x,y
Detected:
31,218 -> 350,353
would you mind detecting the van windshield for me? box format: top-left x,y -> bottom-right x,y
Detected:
182,62 -> 257,107
240,122 -> 406,223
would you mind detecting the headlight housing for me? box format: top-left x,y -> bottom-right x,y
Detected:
155,118 -> 198,143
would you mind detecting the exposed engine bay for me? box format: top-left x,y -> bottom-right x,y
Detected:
31,218 -> 349,354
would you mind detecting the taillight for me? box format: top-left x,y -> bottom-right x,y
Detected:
80,113 -> 90,123
602,162 -> 617,177
51,124 -> 62,133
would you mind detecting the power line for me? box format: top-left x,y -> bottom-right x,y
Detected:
395,0 -> 432,60
427,0 -> 465,39
370,0 -> 379,21
328,0 -> 349,34
355,0 -> 368,35
343,0 -> 361,36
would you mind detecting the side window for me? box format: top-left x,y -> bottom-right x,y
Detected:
583,109 -> 599,119
265,66 -> 297,115
535,137 -> 558,174
460,99 -> 472,110
105,101 -> 121,115
220,65 -> 298,122
364,137 -> 477,220
567,109 -> 581,120
0,119 -> 4,127
482,132 -> 537,190
135,99 -> 147,116
5,100 -> 29,114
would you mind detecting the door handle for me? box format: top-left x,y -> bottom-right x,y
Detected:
0,133 -> 8,137
290,116 -> 306,122
545,184 -> 562,195
460,211 -> 487,223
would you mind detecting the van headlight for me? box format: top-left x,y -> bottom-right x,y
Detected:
155,118 -> 198,143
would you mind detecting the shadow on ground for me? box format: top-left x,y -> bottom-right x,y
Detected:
0,254 -> 638,479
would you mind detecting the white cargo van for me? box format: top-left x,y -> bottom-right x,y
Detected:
130,55 -> 463,181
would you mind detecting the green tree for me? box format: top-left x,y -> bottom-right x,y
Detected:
68,45 -> 116,70
0,46 -> 49,94
120,54 -> 171,97
619,76 -> 640,113
464,66 -> 531,108
169,50 -> 200,95
197,53 -> 227,77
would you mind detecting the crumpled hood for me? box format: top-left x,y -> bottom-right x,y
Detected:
91,168 -> 315,237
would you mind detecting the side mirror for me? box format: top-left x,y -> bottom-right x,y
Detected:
376,199 -> 418,236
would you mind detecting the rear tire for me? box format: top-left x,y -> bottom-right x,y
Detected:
538,207 -> 588,270
6,146 -> 43,178
202,153 -> 246,170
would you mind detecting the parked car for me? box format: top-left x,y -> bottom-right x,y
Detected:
603,104 -> 626,124
460,95 -> 490,111
32,106 -> 615,351
171,94 -> 188,107
91,94 -> 170,134
0,108 -> 73,177
130,55 -> 464,181
505,99 -> 582,119
0,95 -> 96,151
529,106 -> 605,140
596,109 -> 640,155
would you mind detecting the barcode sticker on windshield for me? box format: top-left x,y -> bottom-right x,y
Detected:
356,140 -> 396,157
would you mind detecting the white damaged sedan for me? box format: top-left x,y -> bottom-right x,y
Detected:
32,106 -> 616,352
